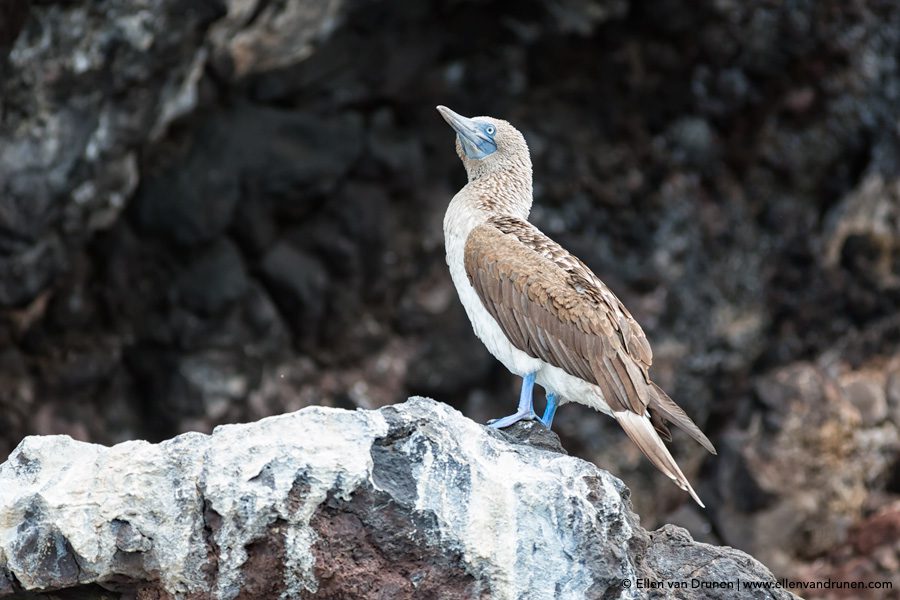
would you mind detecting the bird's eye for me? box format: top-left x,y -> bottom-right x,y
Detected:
486,126 -> 495,136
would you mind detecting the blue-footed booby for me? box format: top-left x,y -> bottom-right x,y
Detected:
437,106 -> 716,506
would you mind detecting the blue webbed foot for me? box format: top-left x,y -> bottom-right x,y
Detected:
541,392 -> 559,428
487,410 -> 539,428
487,372 -> 538,429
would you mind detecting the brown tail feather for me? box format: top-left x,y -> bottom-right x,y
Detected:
614,410 -> 705,508
649,383 -> 717,455
649,409 -> 673,442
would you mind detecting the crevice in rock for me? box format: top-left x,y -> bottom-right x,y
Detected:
199,491 -> 222,590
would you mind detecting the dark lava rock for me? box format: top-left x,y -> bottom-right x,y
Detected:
175,238 -> 249,317
132,106 -> 364,246
0,1 -> 28,59
1,0 -> 899,594
259,240 -> 329,346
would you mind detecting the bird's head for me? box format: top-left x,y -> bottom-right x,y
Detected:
436,106 -> 531,180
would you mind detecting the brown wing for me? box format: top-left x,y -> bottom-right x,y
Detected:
464,216 -> 716,455
488,215 -> 653,368
464,217 -> 652,415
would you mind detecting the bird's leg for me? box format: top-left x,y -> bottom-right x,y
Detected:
487,372 -> 538,428
541,392 -> 559,428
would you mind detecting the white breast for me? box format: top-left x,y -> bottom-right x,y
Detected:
444,194 -> 542,377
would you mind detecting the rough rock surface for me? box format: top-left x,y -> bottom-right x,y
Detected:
711,361 -> 900,580
0,398 -> 793,599
2,0 -> 900,595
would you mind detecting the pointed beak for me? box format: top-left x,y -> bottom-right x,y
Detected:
437,105 -> 480,140
436,105 -> 497,159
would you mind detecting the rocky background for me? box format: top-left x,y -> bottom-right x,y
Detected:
1,0 -> 898,596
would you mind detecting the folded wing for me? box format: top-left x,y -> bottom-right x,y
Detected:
463,215 -> 715,497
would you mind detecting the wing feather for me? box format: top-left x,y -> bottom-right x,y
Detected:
463,216 -> 709,449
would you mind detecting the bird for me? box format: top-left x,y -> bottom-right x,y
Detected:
437,105 -> 716,506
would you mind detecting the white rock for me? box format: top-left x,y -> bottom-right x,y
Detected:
0,398 -> 795,599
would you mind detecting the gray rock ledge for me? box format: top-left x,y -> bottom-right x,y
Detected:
0,398 -> 795,599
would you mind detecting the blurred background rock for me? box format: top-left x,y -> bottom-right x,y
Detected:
1,0 -> 898,595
